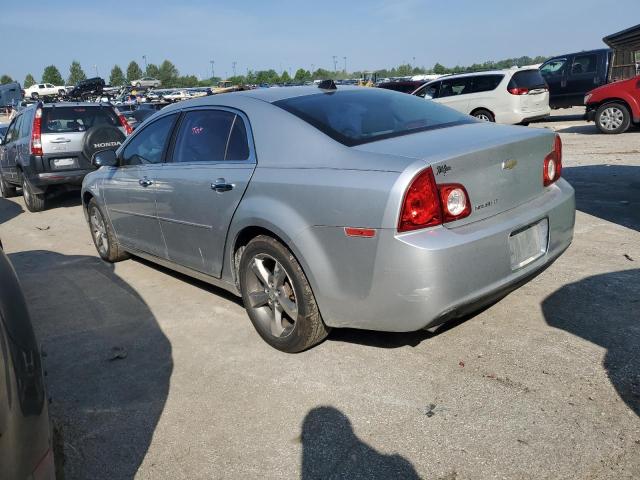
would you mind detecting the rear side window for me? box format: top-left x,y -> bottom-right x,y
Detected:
41,107 -> 120,134
508,70 -> 547,90
274,88 -> 472,147
439,78 -> 472,98
571,54 -> 597,75
225,116 -> 250,160
172,110 -> 241,163
471,75 -> 504,93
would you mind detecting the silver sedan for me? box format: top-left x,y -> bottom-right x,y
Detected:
81,85 -> 575,352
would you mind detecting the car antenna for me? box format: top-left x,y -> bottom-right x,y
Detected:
318,79 -> 337,90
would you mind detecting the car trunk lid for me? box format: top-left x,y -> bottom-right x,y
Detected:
355,122 -> 555,227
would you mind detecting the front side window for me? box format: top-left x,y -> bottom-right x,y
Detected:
274,88 -> 472,147
471,75 -> 504,93
571,54 -> 597,75
122,114 -> 177,166
439,78 -> 472,98
172,110 -> 248,163
540,59 -> 567,76
414,82 -> 439,99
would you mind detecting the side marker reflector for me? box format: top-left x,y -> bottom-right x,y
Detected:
344,227 -> 376,238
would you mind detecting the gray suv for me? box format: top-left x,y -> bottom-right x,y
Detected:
0,102 -> 129,211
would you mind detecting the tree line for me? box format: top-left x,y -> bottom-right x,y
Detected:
0,55 -> 550,89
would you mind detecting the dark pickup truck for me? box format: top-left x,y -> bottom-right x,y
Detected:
540,48 -> 612,108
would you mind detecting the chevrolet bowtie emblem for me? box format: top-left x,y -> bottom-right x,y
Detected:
502,159 -> 518,170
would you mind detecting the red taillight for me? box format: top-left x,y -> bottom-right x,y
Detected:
30,107 -> 43,156
115,109 -> 133,135
438,184 -> 471,222
398,169 -> 471,232
543,135 -> 562,186
508,87 -> 529,95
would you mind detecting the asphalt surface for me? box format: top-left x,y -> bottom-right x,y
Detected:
0,108 -> 638,479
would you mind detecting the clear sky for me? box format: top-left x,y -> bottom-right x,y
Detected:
1,0 -> 638,83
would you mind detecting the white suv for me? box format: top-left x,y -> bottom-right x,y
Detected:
24,83 -> 67,99
412,68 -> 550,125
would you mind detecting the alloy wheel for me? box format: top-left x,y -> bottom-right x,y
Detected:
475,113 -> 491,122
90,207 -> 109,256
245,253 -> 298,338
600,107 -> 624,131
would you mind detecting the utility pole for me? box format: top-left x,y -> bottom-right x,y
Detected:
142,55 -> 147,71
311,64 -> 315,74
343,56 -> 347,73
232,61 -> 237,77
332,56 -> 337,73
210,60 -> 215,80
94,64 -> 99,77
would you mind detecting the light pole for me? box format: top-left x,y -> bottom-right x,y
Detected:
332,56 -> 337,73
210,60 -> 215,80
142,55 -> 147,71
311,64 -> 315,74
232,61 -> 237,77
343,56 -> 347,73
94,64 -> 99,77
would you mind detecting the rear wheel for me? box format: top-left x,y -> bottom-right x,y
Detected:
88,198 -> 128,262
0,173 -> 17,198
596,102 -> 631,134
21,176 -> 46,212
239,235 -> 330,353
31,92 -> 39,100
472,109 -> 495,122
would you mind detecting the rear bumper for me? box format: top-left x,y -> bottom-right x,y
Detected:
305,179 -> 575,332
498,107 -> 551,125
29,169 -> 94,190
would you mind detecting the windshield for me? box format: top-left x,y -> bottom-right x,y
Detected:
274,88 -> 473,146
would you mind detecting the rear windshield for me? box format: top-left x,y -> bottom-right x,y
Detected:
274,89 -> 473,146
508,70 -> 547,90
42,106 -> 120,134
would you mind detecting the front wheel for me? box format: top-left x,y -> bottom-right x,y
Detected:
596,102 -> 631,134
239,235 -> 330,353
88,198 -> 129,262
21,176 -> 46,212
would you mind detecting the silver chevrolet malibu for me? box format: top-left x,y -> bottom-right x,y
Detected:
82,85 -> 575,352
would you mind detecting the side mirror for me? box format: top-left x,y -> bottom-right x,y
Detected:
92,149 -> 118,167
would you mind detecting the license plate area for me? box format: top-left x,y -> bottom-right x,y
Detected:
50,157 -> 78,169
508,218 -> 548,270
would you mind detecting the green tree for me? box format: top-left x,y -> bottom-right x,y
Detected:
175,75 -> 199,88
294,68 -> 311,82
312,68 -> 332,80
158,60 -> 179,87
67,60 -> 86,85
109,65 -> 126,86
42,65 -> 64,85
432,63 -> 447,75
24,73 -> 36,88
146,63 -> 160,79
0,75 -> 13,85
280,70 -> 291,83
126,61 -> 143,83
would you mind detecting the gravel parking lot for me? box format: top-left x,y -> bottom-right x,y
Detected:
0,108 -> 638,480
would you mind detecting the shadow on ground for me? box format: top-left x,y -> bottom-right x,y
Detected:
555,124 -> 599,135
9,250 -> 172,480
0,197 -> 23,224
301,406 -> 421,479
563,165 -> 640,232
542,269 -> 640,416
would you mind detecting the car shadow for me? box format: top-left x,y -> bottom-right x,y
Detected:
541,269 -> 640,417
0,197 -> 23,224
301,406 -> 421,479
555,124 -> 599,135
8,250 -> 172,479
562,165 -> 640,231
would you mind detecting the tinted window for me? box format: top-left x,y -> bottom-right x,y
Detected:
5,117 -> 20,143
439,78 -> 472,98
172,110 -> 237,163
274,89 -> 472,147
571,54 -> 597,75
122,114 -> 176,166
540,59 -> 567,76
471,75 -> 504,93
42,106 -> 120,134
19,111 -> 31,138
508,70 -> 547,90
225,116 -> 250,160
414,82 -> 440,99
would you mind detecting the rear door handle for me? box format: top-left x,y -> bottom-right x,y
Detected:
211,178 -> 234,192
139,177 -> 153,187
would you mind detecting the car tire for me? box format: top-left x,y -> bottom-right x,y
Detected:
136,83 -> 141,87
21,176 -> 46,212
87,198 -> 129,262
0,173 -> 17,198
595,102 -> 631,134
58,89 -> 66,97
239,235 -> 330,353
472,109 -> 495,122
31,92 -> 39,100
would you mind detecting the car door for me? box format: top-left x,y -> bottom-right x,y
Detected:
1,116 -> 21,183
154,108 -> 256,276
540,58 -> 569,108
565,53 -> 600,105
102,113 -> 178,257
434,77 -> 473,113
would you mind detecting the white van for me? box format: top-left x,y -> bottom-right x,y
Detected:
412,68 -> 550,125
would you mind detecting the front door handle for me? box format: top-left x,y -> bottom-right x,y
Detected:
139,177 -> 153,187
211,178 -> 234,193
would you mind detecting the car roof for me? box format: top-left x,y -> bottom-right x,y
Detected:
546,48 -> 611,59
39,102 -> 115,108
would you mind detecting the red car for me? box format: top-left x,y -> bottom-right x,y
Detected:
585,75 -> 640,134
